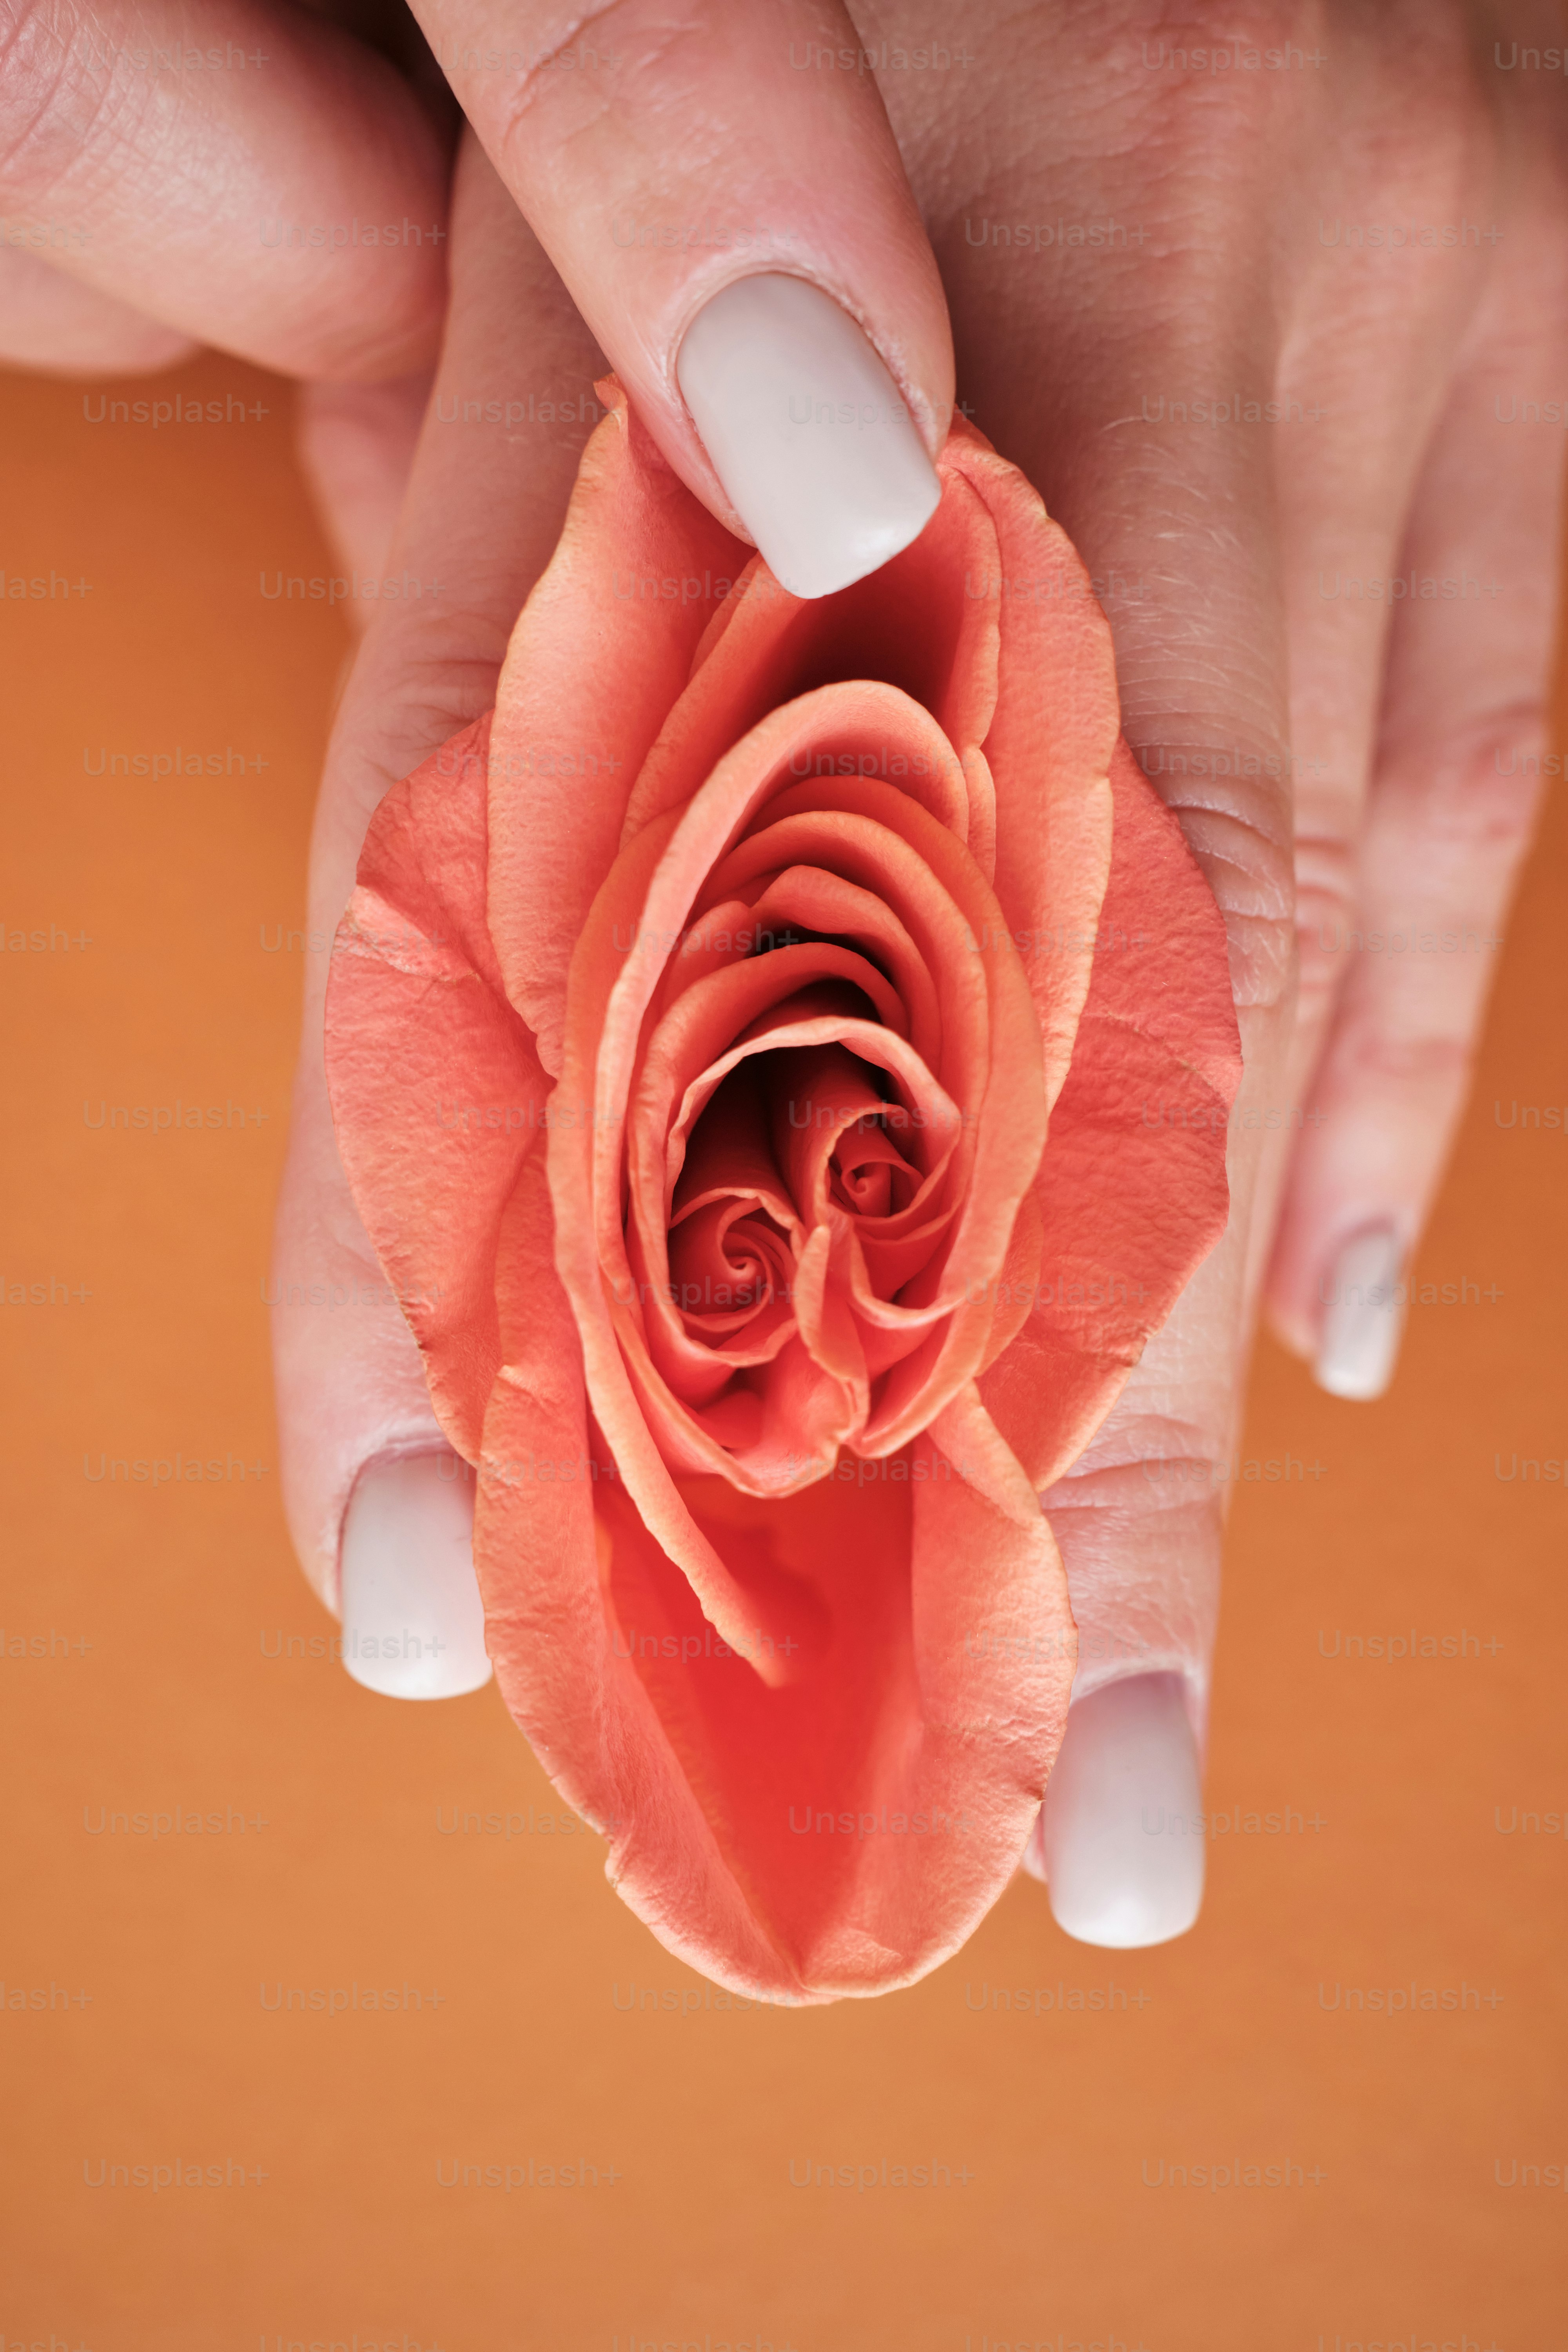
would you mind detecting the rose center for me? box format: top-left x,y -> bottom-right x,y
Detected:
666,1195 -> 795,1328
827,1112 -> 920,1220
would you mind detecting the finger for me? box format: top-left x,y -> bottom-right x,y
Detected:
0,0 -> 451,380
1036,1674 -> 1204,1948
270,136 -> 605,1688
1265,182 -> 1568,1395
1270,45 -> 1499,1236
338,1451 -> 492,1698
867,0 -> 1308,1944
295,372 -> 434,631
0,241 -> 196,373
408,0 -> 953,593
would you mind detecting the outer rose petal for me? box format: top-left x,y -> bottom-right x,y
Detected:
486,383 -> 745,1077
979,739 -> 1243,1489
327,717 -> 548,1462
939,419 -> 1119,1116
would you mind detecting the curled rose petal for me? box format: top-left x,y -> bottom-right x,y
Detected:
325,382 -> 1241,2001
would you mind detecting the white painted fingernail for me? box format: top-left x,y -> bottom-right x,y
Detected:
1314,1223 -> 1405,1401
1040,1674 -> 1204,1949
675,273 -> 941,599
339,1453 -> 492,1700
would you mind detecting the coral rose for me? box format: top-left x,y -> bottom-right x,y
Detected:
324,382 -> 1241,2002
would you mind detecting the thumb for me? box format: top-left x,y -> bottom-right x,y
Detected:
408,0 -> 955,595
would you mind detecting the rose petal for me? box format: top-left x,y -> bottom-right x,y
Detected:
487,383 -> 746,1075
621,470 -> 1003,867
325,716 -> 546,1460
480,1359 -> 1070,2000
980,738 -> 1243,1488
940,420 -> 1120,1116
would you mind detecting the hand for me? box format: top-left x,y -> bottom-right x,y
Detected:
270,2 -> 1568,1958
0,2 -> 457,599
857,0 -> 1566,1944
0,0 -> 453,379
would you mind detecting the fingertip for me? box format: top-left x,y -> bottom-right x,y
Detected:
675,272 -> 942,597
1031,1673 -> 1205,1949
338,1452 -> 493,1700
1312,1223 -> 1406,1402
444,0 -> 953,576
1262,1292 -> 1315,1366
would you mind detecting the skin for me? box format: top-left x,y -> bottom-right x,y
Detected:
0,0 -> 452,378
8,0 -> 1566,1813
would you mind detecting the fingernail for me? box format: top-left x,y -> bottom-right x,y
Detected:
675,273 -> 941,599
1314,1223 -> 1405,1401
339,1453 -> 492,1700
1039,1673 -> 1204,1949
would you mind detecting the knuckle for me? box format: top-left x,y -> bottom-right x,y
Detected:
1339,1020 -> 1471,1089
1294,851 -> 1358,1021
1135,770 -> 1296,1011
1424,714 -> 1548,853
1043,1412 -> 1227,1516
1373,709 -> 1548,889
328,666 -> 498,836
375,655 -> 510,744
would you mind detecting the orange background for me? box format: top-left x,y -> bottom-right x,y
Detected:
3,350 -> 1564,2350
